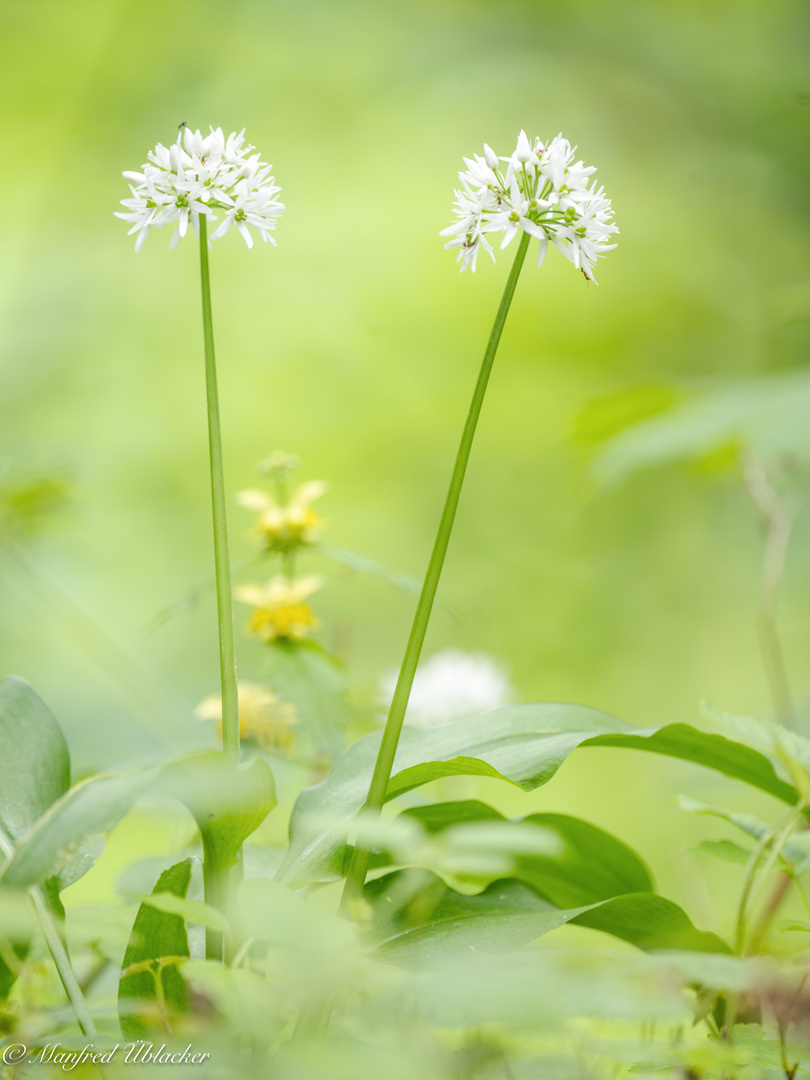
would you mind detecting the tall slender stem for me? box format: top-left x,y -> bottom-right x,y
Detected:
198,217 -> 240,761
341,232 -> 531,910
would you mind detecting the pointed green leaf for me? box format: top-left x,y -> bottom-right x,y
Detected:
365,871 -> 730,968
161,752 -> 276,873
0,771 -> 154,891
0,676 -> 70,843
569,894 -> 730,953
280,705 -> 797,884
684,839 -> 754,866
119,859 -> 192,1040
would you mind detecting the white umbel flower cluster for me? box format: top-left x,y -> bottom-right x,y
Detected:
379,649 -> 513,728
116,126 -> 284,253
441,131 -> 618,280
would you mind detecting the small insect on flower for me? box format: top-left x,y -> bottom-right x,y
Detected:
115,125 -> 285,252
441,131 -> 618,281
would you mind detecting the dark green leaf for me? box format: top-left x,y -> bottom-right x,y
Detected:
393,802 -> 653,906
0,676 -> 70,844
569,894 -> 730,953
365,871 -> 730,968
280,705 -> 797,884
119,859 -> 192,1040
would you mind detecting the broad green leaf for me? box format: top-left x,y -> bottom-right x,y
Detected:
141,892 -> 231,935
367,872 -> 581,966
0,771 -> 154,891
684,839 -> 753,866
365,871 -> 729,967
394,802 -> 653,906
0,676 -> 70,844
515,813 -> 653,907
161,752 -> 276,874
570,894 -> 730,953
119,859 -> 191,1040
279,705 -> 798,884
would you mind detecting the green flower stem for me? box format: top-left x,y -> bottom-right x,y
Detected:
31,888 -> 99,1038
341,231 -> 531,911
198,217 -> 240,762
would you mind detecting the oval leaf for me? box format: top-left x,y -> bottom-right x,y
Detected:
0,676 -> 70,844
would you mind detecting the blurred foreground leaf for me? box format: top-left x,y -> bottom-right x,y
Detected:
389,801 -> 653,905
119,859 -> 191,1040
161,752 -> 276,874
0,770 -> 154,890
280,705 -> 800,883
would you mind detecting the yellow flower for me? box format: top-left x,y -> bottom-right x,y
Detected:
236,480 -> 327,552
235,574 -> 323,643
196,681 -> 298,751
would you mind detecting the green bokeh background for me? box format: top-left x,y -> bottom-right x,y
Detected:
2,0 -> 810,927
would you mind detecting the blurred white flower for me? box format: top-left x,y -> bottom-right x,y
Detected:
115,126 -> 284,252
379,648 -> 513,728
441,131 -> 618,281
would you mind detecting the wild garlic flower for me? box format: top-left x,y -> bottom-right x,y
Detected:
379,648 -> 513,728
441,131 -> 617,281
115,126 -> 284,252
235,575 -> 323,643
196,680 -> 298,751
237,480 -> 327,553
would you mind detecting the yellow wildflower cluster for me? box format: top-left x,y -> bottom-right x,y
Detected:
235,575 -> 323,643
196,681 -> 298,751
236,480 -> 327,553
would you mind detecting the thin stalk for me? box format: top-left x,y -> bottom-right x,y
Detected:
0,826 -> 98,1037
31,888 -> 99,1038
743,454 -> 799,729
341,231 -> 531,911
199,216 -> 240,761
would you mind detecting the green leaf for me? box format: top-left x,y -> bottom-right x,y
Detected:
367,873 -> 581,966
279,705 -> 798,884
569,894 -> 730,953
0,771 -> 154,891
161,752 -> 276,874
0,676 -> 70,844
394,802 -> 653,906
119,859 -> 192,1040
141,893 -> 231,936
684,839 -> 754,866
590,373 -> 810,490
514,813 -> 653,907
365,871 -> 730,967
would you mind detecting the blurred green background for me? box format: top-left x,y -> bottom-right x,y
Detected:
2,0 -> 810,927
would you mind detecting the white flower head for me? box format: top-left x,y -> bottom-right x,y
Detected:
378,648 -> 514,728
115,126 -> 284,252
441,131 -> 618,282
